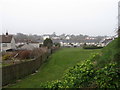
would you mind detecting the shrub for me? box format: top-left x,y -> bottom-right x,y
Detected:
18,50 -> 31,60
2,54 -> 12,60
43,38 -> 53,48
94,63 -> 120,88
38,54 -> 120,88
54,43 -> 61,47
83,45 -> 103,49
30,48 -> 44,58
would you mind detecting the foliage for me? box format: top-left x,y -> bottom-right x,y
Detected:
83,45 -> 103,49
30,48 -> 44,58
18,50 -> 31,60
2,54 -> 12,60
94,63 -> 120,88
61,59 -> 95,88
39,54 -> 120,88
54,43 -> 61,47
2,48 -> 49,67
43,38 -> 53,48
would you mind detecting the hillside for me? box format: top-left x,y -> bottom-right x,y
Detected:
96,37 -> 120,67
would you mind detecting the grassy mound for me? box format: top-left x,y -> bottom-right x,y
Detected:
96,38 -> 120,67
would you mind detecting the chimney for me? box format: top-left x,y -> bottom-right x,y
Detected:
6,32 -> 8,35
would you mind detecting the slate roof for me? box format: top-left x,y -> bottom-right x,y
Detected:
0,35 -> 13,43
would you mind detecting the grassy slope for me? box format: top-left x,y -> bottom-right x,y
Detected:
7,48 -> 101,88
96,38 -> 120,67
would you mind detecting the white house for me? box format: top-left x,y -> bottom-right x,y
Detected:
0,33 -> 16,51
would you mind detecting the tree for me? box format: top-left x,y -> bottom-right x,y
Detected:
54,43 -> 61,47
43,38 -> 53,48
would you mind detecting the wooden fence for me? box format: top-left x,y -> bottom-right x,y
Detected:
1,50 -> 52,86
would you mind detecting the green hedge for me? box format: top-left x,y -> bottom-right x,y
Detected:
83,46 -> 103,49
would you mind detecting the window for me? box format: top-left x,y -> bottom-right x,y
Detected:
2,43 -> 7,47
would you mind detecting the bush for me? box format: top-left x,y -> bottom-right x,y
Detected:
83,45 -> 103,49
54,43 -> 61,47
39,54 -> 120,88
43,38 -> 53,48
18,50 -> 31,60
30,48 -> 44,58
94,63 -> 120,88
2,54 -> 12,60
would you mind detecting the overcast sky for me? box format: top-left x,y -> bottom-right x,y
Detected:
0,0 -> 119,36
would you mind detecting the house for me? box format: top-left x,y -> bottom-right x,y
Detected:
16,38 -> 41,50
18,41 -> 40,50
29,41 -> 40,48
0,32 -> 16,52
99,37 -> 114,46
65,36 -> 70,40
19,43 -> 35,50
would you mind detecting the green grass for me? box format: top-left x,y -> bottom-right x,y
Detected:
96,38 -> 120,67
6,48 -> 101,88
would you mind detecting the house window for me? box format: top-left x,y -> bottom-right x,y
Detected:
2,43 -> 7,47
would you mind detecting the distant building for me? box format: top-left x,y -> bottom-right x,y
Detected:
17,41 -> 40,50
20,43 -> 35,50
29,41 -> 40,48
85,37 -> 95,40
0,32 -> 16,51
52,36 -> 60,40
16,38 -> 41,50
43,35 -> 50,40
66,36 -> 70,40
99,37 -> 114,46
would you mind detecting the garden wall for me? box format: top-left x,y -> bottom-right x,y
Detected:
1,49 -> 52,86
